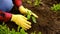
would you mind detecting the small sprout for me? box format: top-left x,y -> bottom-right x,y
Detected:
38,32 -> 41,34
17,26 -> 20,31
18,26 -> 28,34
26,0 -> 41,6
20,29 -> 28,34
26,10 -> 37,23
27,14 -> 31,20
51,3 -> 60,11
31,31 -> 41,34
34,0 -> 41,6
32,16 -> 37,23
27,10 -> 32,20
31,31 -> 36,34
0,23 -> 28,34
27,0 -> 32,4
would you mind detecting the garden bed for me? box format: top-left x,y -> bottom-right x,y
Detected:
1,0 -> 60,34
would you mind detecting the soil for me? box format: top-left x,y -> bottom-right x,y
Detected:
5,0 -> 60,34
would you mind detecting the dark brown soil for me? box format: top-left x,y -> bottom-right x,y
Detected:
5,0 -> 60,34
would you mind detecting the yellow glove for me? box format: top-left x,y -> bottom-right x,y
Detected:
19,5 -> 38,18
11,14 -> 31,30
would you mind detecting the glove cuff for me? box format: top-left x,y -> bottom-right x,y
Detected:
11,14 -> 18,21
11,14 -> 15,21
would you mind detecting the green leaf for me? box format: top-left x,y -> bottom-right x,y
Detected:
20,29 -> 28,34
51,3 -> 60,11
0,23 -> 28,34
38,32 -> 41,34
34,0 -> 40,6
32,16 -> 36,23
27,14 -> 31,20
27,11 -> 31,20
27,0 -> 32,4
18,26 -> 21,32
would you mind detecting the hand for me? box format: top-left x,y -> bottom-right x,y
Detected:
19,6 -> 38,18
11,14 -> 31,30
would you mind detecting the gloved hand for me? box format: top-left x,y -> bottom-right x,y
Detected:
11,14 -> 31,30
19,5 -> 38,18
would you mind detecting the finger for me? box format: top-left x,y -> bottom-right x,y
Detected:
21,15 -> 27,20
21,21 -> 31,29
22,27 -> 27,30
32,13 -> 38,18
19,20 -> 30,29
19,18 -> 31,29
22,23 -> 30,29
23,22 -> 31,29
16,21 -> 28,30
25,21 -> 31,25
22,18 -> 31,25
20,23 -> 27,29
22,16 -> 27,20
23,19 -> 31,25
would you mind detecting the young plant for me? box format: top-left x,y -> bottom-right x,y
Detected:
26,0 -> 41,6
32,16 -> 36,23
27,11 -> 31,20
0,23 -> 42,34
18,26 -> 28,34
31,31 -> 41,34
0,23 -> 28,34
34,0 -> 41,6
27,0 -> 32,5
38,32 -> 41,34
20,29 -> 28,34
51,3 -> 60,11
27,11 -> 37,23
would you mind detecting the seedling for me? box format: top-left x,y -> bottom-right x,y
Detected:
31,31 -> 41,34
27,10 -> 31,20
38,32 -> 41,34
20,29 -> 28,34
18,26 -> 28,34
51,3 -> 60,11
0,23 -> 42,34
26,0 -> 41,6
0,23 -> 28,34
27,10 -> 37,23
32,16 -> 36,23
34,0 -> 41,6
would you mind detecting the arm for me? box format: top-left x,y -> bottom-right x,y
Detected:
0,10 -> 12,22
0,10 -> 31,30
14,0 -> 38,18
14,0 -> 27,14
0,0 -> 31,30
14,0 -> 22,7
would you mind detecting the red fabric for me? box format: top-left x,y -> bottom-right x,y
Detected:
4,12 -> 12,22
15,0 -> 22,7
0,10 -> 12,22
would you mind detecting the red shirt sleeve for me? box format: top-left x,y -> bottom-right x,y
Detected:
0,10 -> 12,22
14,0 -> 22,7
